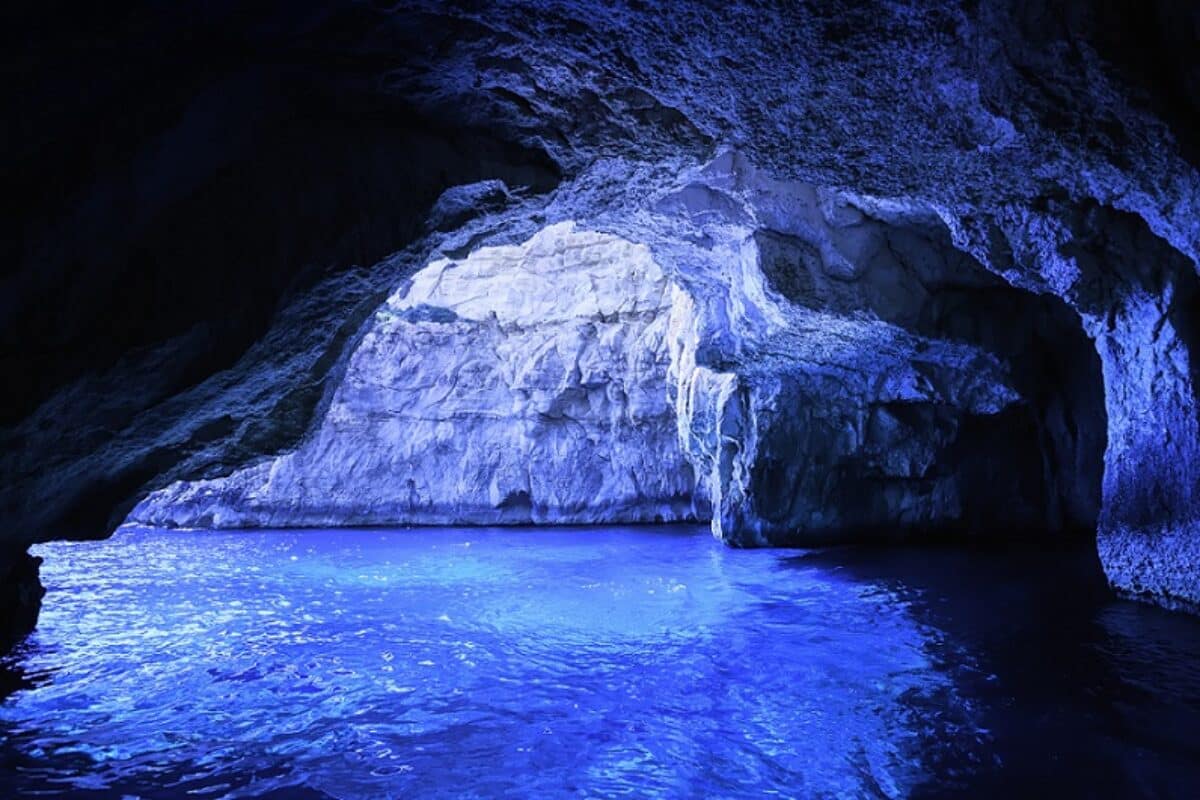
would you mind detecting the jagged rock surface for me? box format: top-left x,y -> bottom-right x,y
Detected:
133,224 -> 701,527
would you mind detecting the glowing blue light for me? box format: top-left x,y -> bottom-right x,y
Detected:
0,526 -> 968,798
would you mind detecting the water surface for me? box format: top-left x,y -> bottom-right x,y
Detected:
1,526 -> 1198,798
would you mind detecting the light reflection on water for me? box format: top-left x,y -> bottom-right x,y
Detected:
0,526 -> 975,798
2,527 -> 1199,798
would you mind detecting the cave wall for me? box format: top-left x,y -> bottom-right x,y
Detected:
4,0 -> 1200,638
2,1 -> 562,546
657,160 -> 1105,546
135,165 -> 1104,553
131,223 -> 701,527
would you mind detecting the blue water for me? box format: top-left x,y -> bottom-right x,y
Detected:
1,527 -> 1199,798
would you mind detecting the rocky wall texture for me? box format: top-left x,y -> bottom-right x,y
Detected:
135,172 -> 1103,552
131,223 -> 701,527
5,0 -> 1200,641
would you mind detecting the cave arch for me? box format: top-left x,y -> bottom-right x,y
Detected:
700,203 -> 1109,545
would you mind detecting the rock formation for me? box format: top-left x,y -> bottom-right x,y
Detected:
134,171 -> 1104,553
4,0 -> 1200,642
132,223 -> 701,527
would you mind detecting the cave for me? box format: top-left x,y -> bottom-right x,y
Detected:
3,1 -> 1200,797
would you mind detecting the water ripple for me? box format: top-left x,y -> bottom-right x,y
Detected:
2,527 -> 1194,797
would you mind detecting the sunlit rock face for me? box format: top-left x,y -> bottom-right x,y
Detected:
132,224 -> 701,527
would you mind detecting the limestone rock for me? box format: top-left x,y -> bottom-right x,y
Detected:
132,224 -> 701,527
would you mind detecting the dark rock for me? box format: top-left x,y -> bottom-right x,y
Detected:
427,181 -> 513,232
0,550 -> 44,652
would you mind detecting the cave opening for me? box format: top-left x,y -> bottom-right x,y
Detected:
112,212 -> 1109,549
702,196 -> 1111,547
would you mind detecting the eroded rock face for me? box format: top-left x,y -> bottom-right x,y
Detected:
659,162 -> 1103,545
132,224 -> 701,527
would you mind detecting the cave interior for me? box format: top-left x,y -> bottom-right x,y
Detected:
3,0 -> 1200,796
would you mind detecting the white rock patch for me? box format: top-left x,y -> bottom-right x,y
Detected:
131,223 -> 702,527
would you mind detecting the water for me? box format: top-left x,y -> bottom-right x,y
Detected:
0,527 -> 1198,798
